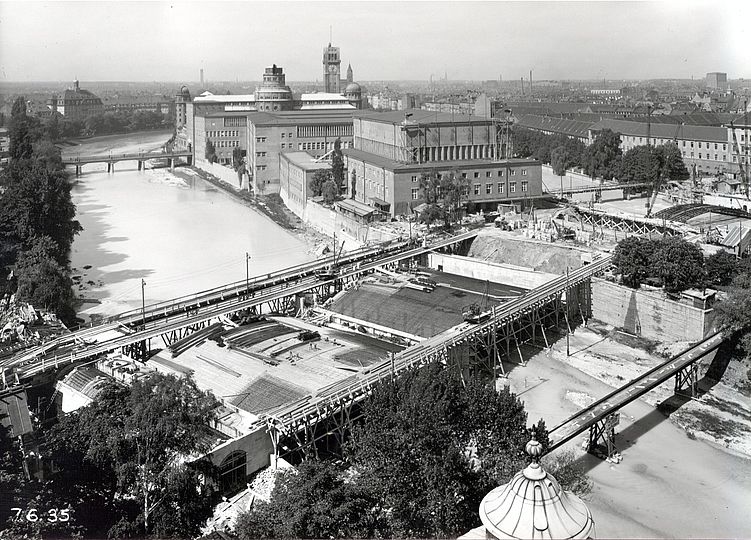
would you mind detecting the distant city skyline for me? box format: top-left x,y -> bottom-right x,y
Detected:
0,1 -> 748,83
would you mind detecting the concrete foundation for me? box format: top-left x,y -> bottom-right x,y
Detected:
427,253 -> 558,290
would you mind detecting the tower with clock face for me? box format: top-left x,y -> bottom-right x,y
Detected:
323,43 -> 341,94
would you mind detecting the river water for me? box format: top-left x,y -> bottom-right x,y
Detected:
63,131 -> 312,321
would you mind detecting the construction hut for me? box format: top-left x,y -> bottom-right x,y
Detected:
460,437 -> 595,539
721,222 -> 751,257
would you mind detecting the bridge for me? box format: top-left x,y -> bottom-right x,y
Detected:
546,181 -> 653,199
61,150 -> 194,175
261,254 -> 613,461
2,232 -> 478,386
546,331 -> 724,458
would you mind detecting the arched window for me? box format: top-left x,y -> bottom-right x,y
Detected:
219,450 -> 247,494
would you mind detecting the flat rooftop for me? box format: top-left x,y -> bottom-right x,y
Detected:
328,270 -> 525,339
148,318 -> 402,419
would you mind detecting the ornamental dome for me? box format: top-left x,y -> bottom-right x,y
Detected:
478,438 -> 594,540
345,82 -> 361,94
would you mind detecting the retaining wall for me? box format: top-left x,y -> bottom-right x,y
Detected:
590,278 -> 715,341
427,253 -> 558,290
195,158 -> 249,190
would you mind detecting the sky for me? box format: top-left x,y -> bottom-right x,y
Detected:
0,0 -> 748,83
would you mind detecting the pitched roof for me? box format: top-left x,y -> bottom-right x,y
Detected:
589,118 -> 727,143
516,114 -> 593,138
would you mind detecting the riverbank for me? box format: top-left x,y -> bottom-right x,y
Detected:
172,165 -> 333,255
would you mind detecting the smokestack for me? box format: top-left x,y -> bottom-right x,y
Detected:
529,70 -> 533,94
521,77 -> 524,96
200,68 -> 204,86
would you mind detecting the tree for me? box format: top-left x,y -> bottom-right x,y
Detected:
321,179 -> 339,204
43,113 -> 61,141
704,250 -> 739,287
714,271 -> 751,359
612,236 -> 657,288
235,460 -> 387,540
650,236 -> 705,293
618,145 -> 660,186
438,171 -> 468,228
8,97 -> 34,162
310,169 -> 331,197
583,128 -> 622,181
205,139 -> 217,163
654,142 -> 689,182
0,162 -> 82,264
332,138 -> 345,191
14,235 -> 76,322
542,450 -> 593,497
551,145 -> 570,194
32,139 -> 64,172
43,373 -> 220,538
232,146 -> 244,170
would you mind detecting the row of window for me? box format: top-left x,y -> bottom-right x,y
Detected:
410,181 -> 528,200
409,169 -> 527,183
256,137 -> 267,143
280,132 -> 294,139
207,130 -> 240,138
209,139 -> 240,148
224,117 -> 247,127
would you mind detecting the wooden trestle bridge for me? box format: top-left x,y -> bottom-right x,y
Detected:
2,232 -> 478,387
261,254 -> 614,462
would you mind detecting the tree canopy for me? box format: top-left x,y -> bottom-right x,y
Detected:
15,372 -> 222,539
613,236 -> 705,292
582,128 -> 622,181
310,169 -> 331,197
321,178 -> 339,204
418,171 -> 468,230
332,138 -> 345,192
235,363 -> 559,539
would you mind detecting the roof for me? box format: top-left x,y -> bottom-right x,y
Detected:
280,151 -> 331,170
247,109 -> 356,126
516,114 -> 593,138
301,92 -> 350,101
355,108 -> 492,126
479,439 -> 594,540
0,389 -> 32,438
194,93 -> 256,103
62,88 -> 101,102
589,118 -> 727,143
336,198 -> 376,217
343,147 -> 540,172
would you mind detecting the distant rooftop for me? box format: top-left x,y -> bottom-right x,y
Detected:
355,108 -> 492,125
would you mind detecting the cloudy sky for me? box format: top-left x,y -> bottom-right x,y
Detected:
0,0 -> 747,83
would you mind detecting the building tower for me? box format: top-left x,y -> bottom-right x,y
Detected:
460,437 -> 595,540
323,43 -> 341,93
346,63 -> 353,84
254,64 -> 293,112
345,82 -> 362,110
174,85 -> 192,129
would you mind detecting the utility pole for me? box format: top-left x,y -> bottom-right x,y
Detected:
246,252 -> 251,292
141,279 -> 146,330
566,267 -> 570,357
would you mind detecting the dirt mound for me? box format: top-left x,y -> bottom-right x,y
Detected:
467,230 -> 584,274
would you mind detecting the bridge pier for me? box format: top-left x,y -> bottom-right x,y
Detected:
107,162 -> 115,173
674,363 -> 700,398
138,160 -> 144,171
75,165 -> 81,177
168,158 -> 174,171
587,412 -> 620,458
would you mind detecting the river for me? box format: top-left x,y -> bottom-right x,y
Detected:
63,131 -> 313,321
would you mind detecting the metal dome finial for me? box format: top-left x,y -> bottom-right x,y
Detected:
526,434 -> 543,463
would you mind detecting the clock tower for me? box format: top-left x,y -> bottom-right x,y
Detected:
323,42 -> 341,93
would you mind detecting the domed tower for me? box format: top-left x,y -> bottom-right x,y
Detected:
463,437 -> 595,540
254,64 -> 294,112
345,82 -> 362,110
174,85 -> 192,128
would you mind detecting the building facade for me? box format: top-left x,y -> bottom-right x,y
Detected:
278,151 -> 332,211
323,43 -> 342,94
706,72 -> 728,91
345,109 -> 542,216
47,80 -> 104,122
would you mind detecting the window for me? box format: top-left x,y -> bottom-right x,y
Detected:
486,183 -> 492,194
256,152 -> 266,157
411,188 -> 419,200
473,172 -> 480,178
461,173 -> 467,179
473,184 -> 480,195
411,175 -> 418,182
256,165 -> 267,171
289,132 -> 293,138
281,133 -> 285,138
715,143 -> 718,150
714,154 -> 718,161
486,171 -> 492,178
690,141 -> 694,148
522,181 -> 528,192
498,182 -> 504,193
498,170 -> 504,176
521,169 -> 527,176
699,153 -> 702,159
510,182 -> 516,193
256,137 -> 266,143
219,450 -> 247,494
511,169 -> 516,176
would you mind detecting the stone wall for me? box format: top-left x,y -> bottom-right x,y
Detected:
590,278 -> 715,341
195,158 -> 249,190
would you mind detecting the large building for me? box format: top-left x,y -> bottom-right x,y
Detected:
706,72 -> 728,91
47,80 -> 104,122
344,109 -> 543,216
